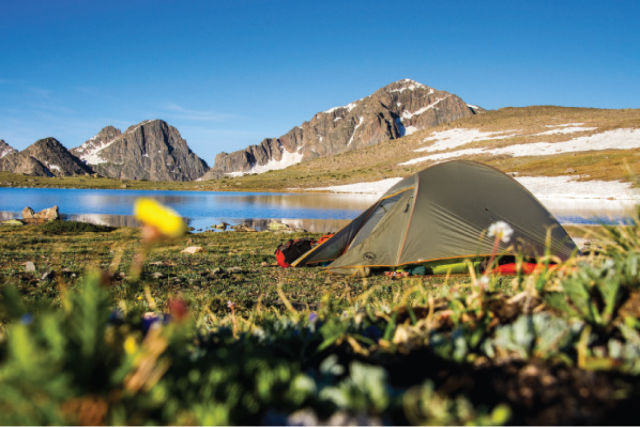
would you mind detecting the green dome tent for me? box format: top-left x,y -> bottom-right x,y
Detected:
292,160 -> 577,272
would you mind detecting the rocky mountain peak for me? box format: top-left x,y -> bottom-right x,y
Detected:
23,137 -> 93,176
0,137 -> 92,177
202,79 -> 480,179
97,125 -> 121,137
382,78 -> 428,92
72,119 -> 208,181
71,125 -> 122,165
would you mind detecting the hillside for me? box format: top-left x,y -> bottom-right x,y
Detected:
195,106 -> 640,192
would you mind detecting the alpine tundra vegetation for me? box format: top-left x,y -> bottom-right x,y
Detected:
1,204 -> 640,424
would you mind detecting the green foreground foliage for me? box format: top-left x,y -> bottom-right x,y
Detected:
1,219 -> 640,424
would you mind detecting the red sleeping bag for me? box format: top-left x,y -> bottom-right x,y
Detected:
492,262 -> 556,275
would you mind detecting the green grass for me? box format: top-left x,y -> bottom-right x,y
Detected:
2,220 -> 640,424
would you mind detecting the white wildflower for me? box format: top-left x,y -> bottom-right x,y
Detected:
488,221 -> 513,243
477,275 -> 490,289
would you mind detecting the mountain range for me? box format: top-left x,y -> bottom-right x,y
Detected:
0,79 -> 482,181
201,79 -> 480,179
0,120 -> 208,181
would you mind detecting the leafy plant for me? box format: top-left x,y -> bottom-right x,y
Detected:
545,255 -> 639,329
487,313 -> 582,360
403,380 -> 511,426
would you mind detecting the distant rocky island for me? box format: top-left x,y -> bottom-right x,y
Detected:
0,79 -> 480,182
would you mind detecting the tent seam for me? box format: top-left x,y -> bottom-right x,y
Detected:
395,173 -> 419,265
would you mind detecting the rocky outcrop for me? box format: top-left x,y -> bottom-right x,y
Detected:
202,79 -> 480,179
0,139 -> 16,159
0,137 -> 92,177
22,205 -> 59,221
0,154 -> 52,176
72,120 -> 209,181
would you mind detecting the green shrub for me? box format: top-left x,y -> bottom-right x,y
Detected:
40,220 -> 115,234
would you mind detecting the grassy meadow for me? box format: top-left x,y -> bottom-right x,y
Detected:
2,217 -> 640,424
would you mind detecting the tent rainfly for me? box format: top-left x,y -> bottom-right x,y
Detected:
292,160 -> 578,272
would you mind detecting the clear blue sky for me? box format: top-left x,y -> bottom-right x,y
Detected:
1,0 -> 639,164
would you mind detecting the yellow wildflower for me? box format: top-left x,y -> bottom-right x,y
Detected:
124,335 -> 138,355
134,198 -> 187,239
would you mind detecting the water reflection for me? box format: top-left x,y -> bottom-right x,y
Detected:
0,187 -> 371,232
214,192 -> 377,210
66,213 -> 141,228
238,218 -> 350,233
0,211 -> 19,221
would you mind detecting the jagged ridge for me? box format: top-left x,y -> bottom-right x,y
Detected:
0,137 -> 92,177
202,79 -> 480,179
72,119 -> 209,181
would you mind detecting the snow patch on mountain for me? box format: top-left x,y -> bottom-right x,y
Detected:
347,117 -> 365,146
417,128 -> 518,153
389,78 -> 427,93
225,147 -> 304,176
400,128 -> 640,165
324,101 -> 359,115
77,138 -> 119,165
401,95 -> 451,120
0,146 -> 15,159
534,125 -> 597,136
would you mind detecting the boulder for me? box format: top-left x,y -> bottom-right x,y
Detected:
22,206 -> 35,219
35,205 -> 59,220
22,205 -> 59,221
214,222 -> 229,230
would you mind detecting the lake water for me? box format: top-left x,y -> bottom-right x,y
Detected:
0,187 -> 379,232
0,187 -> 634,232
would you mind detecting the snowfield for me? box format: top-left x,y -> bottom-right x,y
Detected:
417,128 -> 518,153
401,128 -> 640,166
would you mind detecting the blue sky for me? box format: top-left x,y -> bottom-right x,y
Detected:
1,0 -> 639,164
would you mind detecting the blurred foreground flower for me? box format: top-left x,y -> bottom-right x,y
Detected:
483,220 -> 514,277
488,220 -> 513,244
134,198 -> 187,241
168,297 -> 188,322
